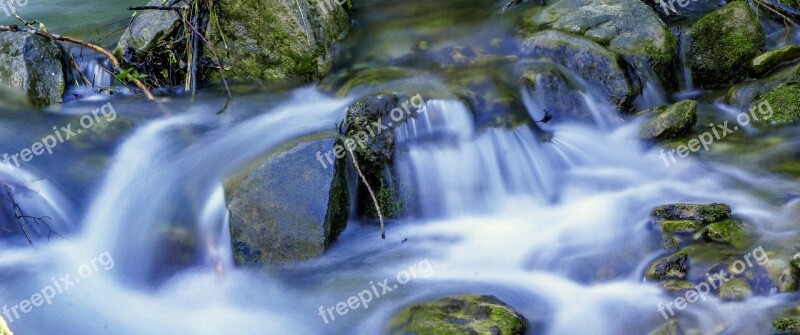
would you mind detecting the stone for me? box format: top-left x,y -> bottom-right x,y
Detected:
639,100 -> 698,141
718,278 -> 752,300
752,44 -> 800,76
386,294 -> 528,335
0,31 -> 65,107
646,251 -> 689,280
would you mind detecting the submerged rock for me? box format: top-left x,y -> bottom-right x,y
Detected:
717,278 -> 752,300
224,136 -> 349,266
752,44 -> 800,76
639,100 -> 698,141
0,31 -> 65,107
386,294 -> 528,335
648,319 -> 680,335
525,0 -> 677,84
645,251 -> 689,280
521,30 -> 637,109
689,1 -> 766,86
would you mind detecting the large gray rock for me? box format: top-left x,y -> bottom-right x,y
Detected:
521,30 -> 638,109
225,136 -> 349,266
526,0 -> 677,83
0,31 -> 65,107
115,0 -> 184,57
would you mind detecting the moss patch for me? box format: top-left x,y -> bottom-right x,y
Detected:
387,295 -> 528,335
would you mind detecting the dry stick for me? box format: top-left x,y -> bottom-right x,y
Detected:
180,13 -> 233,103
343,144 -> 386,239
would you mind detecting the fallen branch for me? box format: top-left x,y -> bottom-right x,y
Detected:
344,143 -> 386,239
2,185 -> 63,246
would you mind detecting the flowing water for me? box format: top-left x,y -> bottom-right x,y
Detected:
1,0 -> 800,334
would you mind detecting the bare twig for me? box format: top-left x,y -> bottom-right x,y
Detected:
3,185 -> 63,246
343,144 -> 386,239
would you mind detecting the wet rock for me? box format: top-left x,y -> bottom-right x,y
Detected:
717,278 -> 752,300
0,315 -> 11,335
752,45 -> 800,77
520,30 -> 637,109
115,0 -> 185,58
651,203 -> 731,223
386,294 -> 528,335
766,259 -> 798,293
749,83 -> 800,127
207,0 -> 351,81
525,0 -> 677,84
639,100 -> 698,141
0,31 -> 65,107
774,316 -> 800,335
648,319 -> 680,335
697,218 -> 750,247
659,279 -> 696,294
657,220 -> 704,234
689,1 -> 766,86
521,65 -> 592,122
344,94 -> 424,219
224,136 -> 349,266
646,251 -> 689,280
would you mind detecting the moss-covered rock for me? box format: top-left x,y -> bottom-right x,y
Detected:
224,135 -> 349,266
659,279 -> 696,293
520,30 -> 637,109
749,83 -> 800,127
717,277 -> 752,300
386,294 -> 528,335
651,203 -> 731,223
774,316 -> 800,335
752,44 -> 800,76
698,218 -> 750,247
648,319 -> 680,335
657,219 -> 704,234
646,251 -> 689,280
0,31 -> 66,107
524,0 -> 677,85
207,0 -> 351,81
0,315 -> 12,335
689,1 -> 766,86
766,259 -> 798,293
639,100 -> 698,141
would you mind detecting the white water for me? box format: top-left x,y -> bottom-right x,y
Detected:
0,84 -> 795,334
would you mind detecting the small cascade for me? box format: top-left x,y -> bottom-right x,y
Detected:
394,100 -> 557,217
676,26 -> 697,95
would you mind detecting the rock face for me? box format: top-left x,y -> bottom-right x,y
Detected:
527,0 -> 677,80
689,1 -> 766,86
639,100 -> 698,141
225,136 -> 349,266
0,31 -> 65,107
521,30 -> 637,109
208,0 -> 351,80
386,295 -> 528,335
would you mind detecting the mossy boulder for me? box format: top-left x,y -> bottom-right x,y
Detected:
689,1 -> 766,86
524,0 -> 677,84
645,251 -> 689,280
224,135 -> 349,266
520,30 -> 637,109
0,31 -> 65,107
386,294 -> 528,335
0,315 -> 11,335
774,316 -> 800,335
651,203 -> 731,223
207,0 -> 351,81
717,278 -> 752,300
697,218 -> 750,247
659,279 -> 695,293
749,83 -> 800,127
752,44 -> 800,76
639,100 -> 698,141
657,220 -> 704,234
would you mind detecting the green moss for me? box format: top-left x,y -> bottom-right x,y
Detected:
658,220 -> 703,233
645,251 -> 689,281
639,100 -> 698,141
690,1 -> 766,86
750,83 -> 800,127
751,45 -> 800,76
651,203 -> 731,223
774,316 -> 800,334
698,218 -> 750,248
387,295 -> 528,335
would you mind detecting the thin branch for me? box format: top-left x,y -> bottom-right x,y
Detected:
343,144 -> 386,239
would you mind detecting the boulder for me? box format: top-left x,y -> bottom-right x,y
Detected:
0,31 -> 65,107
386,294 -> 528,335
207,0 -> 351,81
224,136 -> 349,266
651,203 -> 731,223
522,65 -> 591,122
525,0 -> 677,83
698,218 -> 750,247
115,0 -> 184,58
689,1 -> 766,86
645,251 -> 689,280
749,83 -> 800,127
521,30 -> 637,109
717,278 -> 752,300
752,44 -> 800,76
639,100 -> 698,141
